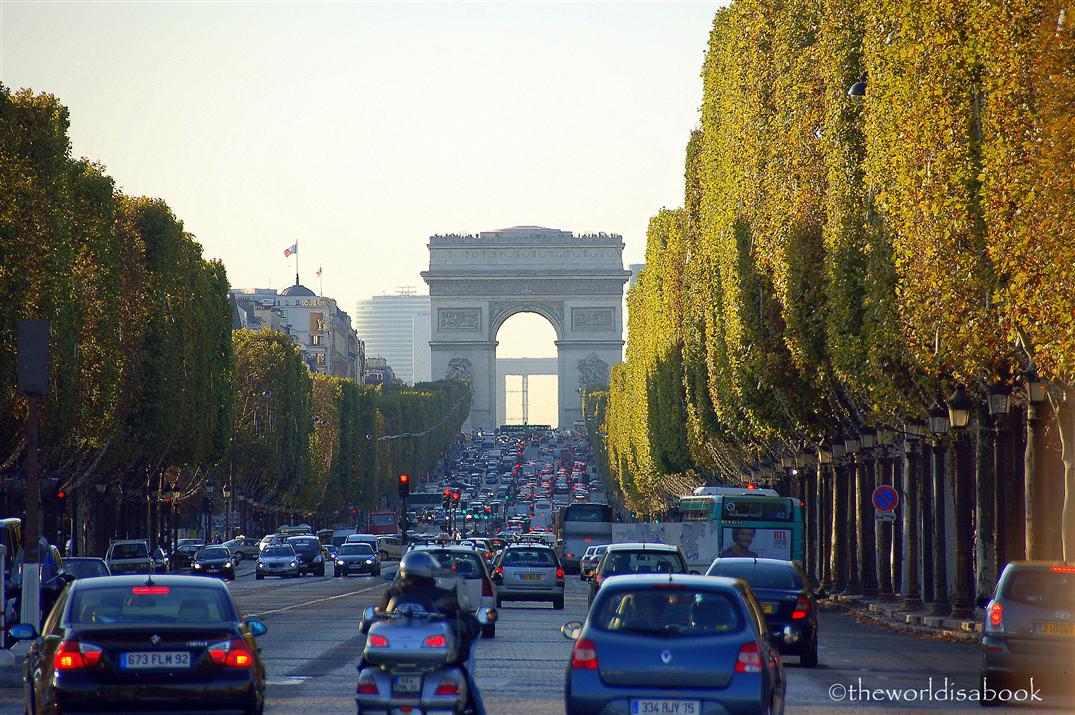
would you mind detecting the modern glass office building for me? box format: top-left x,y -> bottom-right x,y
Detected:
353,292 -> 431,385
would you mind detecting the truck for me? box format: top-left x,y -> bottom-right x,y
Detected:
368,510 -> 398,535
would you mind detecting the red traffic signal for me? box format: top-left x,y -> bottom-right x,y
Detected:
442,488 -> 451,497
398,474 -> 410,497
399,474 -> 409,485
56,490 -> 66,500
452,491 -> 461,503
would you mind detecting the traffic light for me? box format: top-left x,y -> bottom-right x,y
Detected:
442,489 -> 451,509
452,490 -> 461,504
398,474 -> 410,498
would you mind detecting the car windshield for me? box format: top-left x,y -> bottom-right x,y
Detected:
593,587 -> 742,637
110,543 -> 148,559
1002,570 -> 1075,609
198,548 -> 229,559
65,560 -> 109,579
602,551 -> 684,575
427,550 -> 484,578
706,562 -> 802,590
503,549 -> 557,567
288,538 -> 319,552
340,544 -> 374,555
263,546 -> 295,557
70,584 -> 236,624
178,544 -> 202,553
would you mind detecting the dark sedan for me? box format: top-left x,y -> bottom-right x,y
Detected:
706,557 -> 820,666
63,558 -> 111,580
171,542 -> 205,569
12,575 -> 267,715
562,574 -> 786,715
332,543 -> 381,576
192,546 -> 237,581
286,536 -> 325,576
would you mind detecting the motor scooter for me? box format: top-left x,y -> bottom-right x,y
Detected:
356,602 -> 495,715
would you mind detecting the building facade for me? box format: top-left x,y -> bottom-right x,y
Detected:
353,292 -> 432,385
363,355 -> 399,386
231,284 -> 364,382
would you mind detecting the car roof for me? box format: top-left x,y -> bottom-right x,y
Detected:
1003,560 -> 1075,569
69,575 -> 231,591
604,542 -> 681,553
709,557 -> 798,568
66,557 -> 107,563
599,573 -> 743,590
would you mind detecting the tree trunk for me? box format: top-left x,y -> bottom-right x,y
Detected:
877,454 -> 894,599
920,440 -> 935,604
1051,388 -> 1075,561
1025,402 -> 1040,558
845,463 -> 861,594
931,440 -> 950,616
859,457 -> 878,597
831,465 -> 847,593
950,431 -> 975,619
901,440 -> 922,609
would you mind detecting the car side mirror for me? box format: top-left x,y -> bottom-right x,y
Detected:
245,619 -> 268,637
10,623 -> 38,641
476,607 -> 497,626
975,596 -> 989,609
561,621 -> 583,640
383,571 -> 395,581
359,606 -> 377,635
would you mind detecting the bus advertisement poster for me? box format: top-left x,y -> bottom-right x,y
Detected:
720,527 -> 791,560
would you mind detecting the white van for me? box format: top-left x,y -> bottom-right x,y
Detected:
344,532 -> 379,553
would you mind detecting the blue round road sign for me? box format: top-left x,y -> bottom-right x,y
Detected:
872,485 -> 899,511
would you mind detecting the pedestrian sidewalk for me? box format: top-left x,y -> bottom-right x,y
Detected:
824,594 -> 982,644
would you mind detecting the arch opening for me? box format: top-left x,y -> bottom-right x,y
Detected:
495,312 -> 558,427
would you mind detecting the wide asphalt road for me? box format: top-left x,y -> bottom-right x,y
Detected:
0,558 -> 1071,713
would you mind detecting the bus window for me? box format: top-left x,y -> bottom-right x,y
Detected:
721,498 -> 792,522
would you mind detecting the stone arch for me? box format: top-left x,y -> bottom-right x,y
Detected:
488,301 -> 565,344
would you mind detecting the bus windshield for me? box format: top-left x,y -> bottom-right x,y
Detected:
679,497 -> 716,522
561,504 -> 611,522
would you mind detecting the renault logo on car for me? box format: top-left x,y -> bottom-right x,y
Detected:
660,649 -> 672,664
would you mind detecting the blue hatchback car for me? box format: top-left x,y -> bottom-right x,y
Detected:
562,574 -> 786,715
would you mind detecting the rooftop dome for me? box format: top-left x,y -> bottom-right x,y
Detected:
280,283 -> 316,297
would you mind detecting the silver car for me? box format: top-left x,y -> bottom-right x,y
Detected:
255,544 -> 299,579
579,544 -> 608,581
493,544 -> 565,610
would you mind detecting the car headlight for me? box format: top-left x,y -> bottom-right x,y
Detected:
336,560 -> 345,566
257,562 -> 264,568
194,563 -> 202,569
365,558 -> 374,564
290,561 -> 298,567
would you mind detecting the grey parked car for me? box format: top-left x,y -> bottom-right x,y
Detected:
979,561 -> 1075,702
562,574 -> 786,715
493,544 -> 565,609
256,544 -> 299,580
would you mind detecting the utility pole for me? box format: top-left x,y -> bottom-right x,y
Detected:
18,320 -> 49,630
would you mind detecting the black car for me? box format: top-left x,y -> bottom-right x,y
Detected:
171,542 -> 205,569
333,543 -> 381,576
63,558 -> 111,580
192,546 -> 236,581
12,575 -> 267,715
286,536 -> 326,576
706,557 -> 820,666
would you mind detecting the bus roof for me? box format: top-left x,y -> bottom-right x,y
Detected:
692,486 -> 781,497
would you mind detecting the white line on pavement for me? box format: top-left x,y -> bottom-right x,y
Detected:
246,582 -> 388,618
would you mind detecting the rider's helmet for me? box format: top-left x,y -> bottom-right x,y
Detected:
397,550 -> 440,585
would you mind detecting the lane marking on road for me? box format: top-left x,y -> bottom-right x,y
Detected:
266,676 -> 310,686
245,581 -> 389,618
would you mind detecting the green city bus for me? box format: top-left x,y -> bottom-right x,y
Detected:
678,487 -> 804,563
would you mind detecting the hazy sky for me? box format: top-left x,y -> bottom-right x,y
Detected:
3,0 -> 722,418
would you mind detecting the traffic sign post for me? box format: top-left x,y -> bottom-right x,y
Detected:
872,484 -> 899,524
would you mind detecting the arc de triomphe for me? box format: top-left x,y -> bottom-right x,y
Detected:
421,226 -> 630,430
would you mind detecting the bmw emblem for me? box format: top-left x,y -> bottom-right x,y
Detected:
660,649 -> 672,664
1056,610 -> 1071,621
150,635 -> 161,645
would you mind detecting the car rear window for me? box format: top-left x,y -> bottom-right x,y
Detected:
197,548 -> 229,559
428,550 -> 484,578
503,548 -> 557,567
70,585 -> 236,624
1002,570 -> 1075,609
593,587 -> 743,637
66,560 -> 109,579
602,551 -> 685,575
340,544 -> 374,555
110,543 -> 149,559
288,537 -> 319,551
706,562 -> 802,590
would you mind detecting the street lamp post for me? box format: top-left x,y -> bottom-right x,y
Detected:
830,439 -> 847,593
946,385 -> 976,619
1024,368 -> 1045,559
928,399 -> 951,616
223,483 -> 232,541
857,428 -> 879,598
900,422 -> 924,611
987,383 -> 1010,578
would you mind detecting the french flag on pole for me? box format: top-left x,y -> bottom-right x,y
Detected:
283,243 -> 298,257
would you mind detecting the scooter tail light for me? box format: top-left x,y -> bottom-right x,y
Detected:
434,677 -> 461,695
422,634 -> 447,648
367,633 -> 390,647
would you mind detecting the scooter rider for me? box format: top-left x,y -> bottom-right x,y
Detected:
366,551 -> 486,713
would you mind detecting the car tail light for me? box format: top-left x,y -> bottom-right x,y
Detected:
367,633 -> 389,647
556,567 -> 565,579
207,639 -> 254,667
423,634 -> 447,648
132,586 -> 170,595
570,638 -> 599,670
482,577 -> 494,597
1051,565 -> 1075,573
986,602 -> 1003,632
495,565 -> 503,576
356,672 -> 380,695
54,641 -> 102,670
735,642 -> 761,673
434,677 -> 461,695
792,595 -> 811,619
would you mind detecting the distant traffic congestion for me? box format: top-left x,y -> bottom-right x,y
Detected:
1,425 -> 1072,714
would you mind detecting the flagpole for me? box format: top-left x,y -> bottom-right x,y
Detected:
295,239 -> 299,286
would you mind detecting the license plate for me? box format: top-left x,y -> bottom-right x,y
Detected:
123,651 -> 191,669
1037,622 -> 1075,636
762,603 -> 775,614
521,573 -> 542,581
631,699 -> 700,714
394,675 -> 422,693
